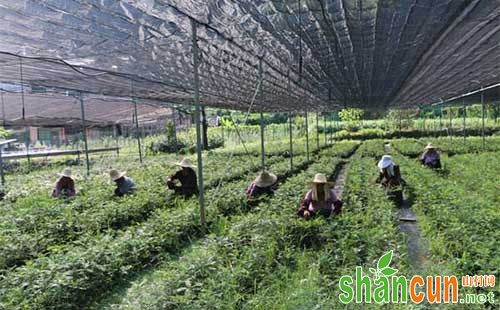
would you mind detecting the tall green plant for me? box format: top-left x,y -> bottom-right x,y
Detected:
0,127 -> 11,140
338,108 -> 364,132
164,122 -> 176,144
385,109 -> 415,131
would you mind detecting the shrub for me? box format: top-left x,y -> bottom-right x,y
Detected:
338,108 -> 364,132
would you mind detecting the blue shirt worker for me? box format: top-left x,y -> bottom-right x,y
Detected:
110,169 -> 137,197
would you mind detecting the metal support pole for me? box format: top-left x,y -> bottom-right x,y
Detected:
328,113 -> 332,145
305,110 -> 310,161
191,19 -> 206,231
24,127 -> 30,167
172,108 -> 178,155
331,113 -> 335,142
463,99 -> 466,144
439,105 -> 443,131
481,89 -> 485,149
334,113 -> 339,141
79,93 -> 90,176
315,111 -> 320,151
449,104 -> 453,139
398,110 -> 402,137
289,112 -> 293,170
221,122 -> 224,147
287,71 -> 293,170
19,58 -> 30,169
1,90 -> 5,127
133,98 -> 143,163
114,124 -> 120,156
323,113 -> 327,146
258,57 -> 265,171
260,112 -> 265,170
0,148 -> 4,186
338,113 -> 341,135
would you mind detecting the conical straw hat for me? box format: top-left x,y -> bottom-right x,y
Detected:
254,171 -> 277,187
109,169 -> 126,181
175,158 -> 196,168
59,168 -> 72,178
424,143 -> 436,150
307,173 -> 334,187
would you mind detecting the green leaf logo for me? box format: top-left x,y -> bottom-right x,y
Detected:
371,250 -> 398,280
377,250 -> 393,269
381,267 -> 398,277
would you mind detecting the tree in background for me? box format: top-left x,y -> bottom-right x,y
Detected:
384,109 -> 415,131
293,114 -> 306,135
165,122 -> 176,147
0,127 -> 10,140
338,108 -> 364,132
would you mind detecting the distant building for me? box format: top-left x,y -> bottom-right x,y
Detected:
1,90 -> 192,147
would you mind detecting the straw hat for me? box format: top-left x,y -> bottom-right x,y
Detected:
377,155 -> 394,169
307,173 -> 334,187
109,169 -> 126,181
59,168 -> 72,178
175,158 -> 196,168
424,143 -> 436,150
254,171 -> 277,187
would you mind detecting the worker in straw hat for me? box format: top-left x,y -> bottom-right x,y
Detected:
298,173 -> 342,219
375,155 -> 404,206
167,158 -> 198,198
247,171 -> 278,199
52,168 -> 76,198
420,143 -> 441,169
110,169 -> 137,197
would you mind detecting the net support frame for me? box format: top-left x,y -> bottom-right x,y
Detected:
133,97 -> 143,163
191,19 -> 206,232
79,92 -> 90,176
258,57 -> 265,171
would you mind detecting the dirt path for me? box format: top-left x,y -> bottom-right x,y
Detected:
333,161 -> 350,199
399,202 -> 428,270
385,142 -> 429,270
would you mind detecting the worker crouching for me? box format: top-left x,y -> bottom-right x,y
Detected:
167,158 -> 198,198
52,168 -> 76,198
375,155 -> 404,206
420,143 -> 441,169
298,173 -> 342,219
110,169 -> 137,197
247,171 -> 277,199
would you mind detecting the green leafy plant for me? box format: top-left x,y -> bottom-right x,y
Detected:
338,108 -> 364,132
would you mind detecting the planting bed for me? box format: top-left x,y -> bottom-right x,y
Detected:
0,136 -> 497,309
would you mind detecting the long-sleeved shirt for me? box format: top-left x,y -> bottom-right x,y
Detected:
421,151 -> 441,167
376,165 -> 403,187
169,168 -> 198,196
52,177 -> 76,198
299,189 -> 342,217
115,177 -> 137,196
247,183 -> 274,198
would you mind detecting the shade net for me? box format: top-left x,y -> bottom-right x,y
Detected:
0,0 -> 498,114
0,89 -> 175,128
